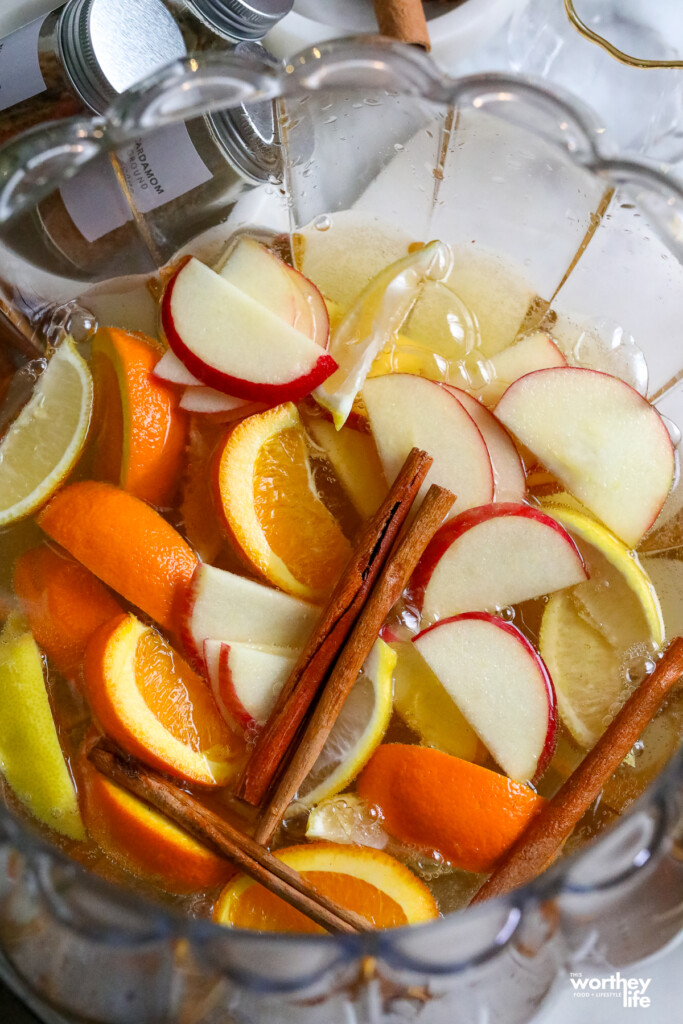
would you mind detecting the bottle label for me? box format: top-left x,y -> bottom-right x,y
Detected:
59,124 -> 213,242
0,17 -> 47,113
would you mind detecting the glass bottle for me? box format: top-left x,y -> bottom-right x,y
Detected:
2,41 -> 284,281
0,0 -> 187,145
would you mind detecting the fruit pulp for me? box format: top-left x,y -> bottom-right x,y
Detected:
0,212 -> 681,925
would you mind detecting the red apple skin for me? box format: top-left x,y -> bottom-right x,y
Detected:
215,642 -> 256,732
283,264 -> 330,350
176,566 -> 215,673
413,610 -> 558,783
161,264 -> 338,404
408,502 -> 587,612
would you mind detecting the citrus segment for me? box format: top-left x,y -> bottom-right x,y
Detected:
14,545 -> 121,675
91,328 -> 187,507
83,614 -> 242,786
539,501 -> 664,748
297,639 -> 395,808
215,403 -> 352,600
314,241 -> 453,428
390,641 -> 483,762
357,744 -> 545,873
0,337 -> 92,526
0,620 -> 85,840
36,481 -> 197,632
213,842 -> 438,932
80,761 -> 233,892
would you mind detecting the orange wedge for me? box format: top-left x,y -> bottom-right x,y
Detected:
357,744 -> 545,874
13,544 -> 121,675
36,481 -> 197,632
213,842 -> 438,932
214,403 -> 352,600
91,328 -> 187,507
80,760 -> 233,892
83,613 -> 242,786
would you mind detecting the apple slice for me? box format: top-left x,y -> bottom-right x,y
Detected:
477,331 -> 567,406
362,373 -> 494,519
154,349 -> 202,387
203,639 -> 296,732
217,237 -> 299,327
495,367 -> 675,548
179,562 -> 319,669
161,257 -> 337,402
443,386 -> 526,503
410,502 -> 587,622
284,263 -> 330,349
305,414 -> 386,520
413,612 -> 557,782
179,385 -> 266,419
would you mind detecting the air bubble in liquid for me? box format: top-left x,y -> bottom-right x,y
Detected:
570,317 -> 648,395
496,606 -> 516,622
313,215 -> 331,232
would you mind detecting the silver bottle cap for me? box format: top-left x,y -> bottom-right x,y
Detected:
207,42 -> 280,181
185,0 -> 294,42
59,0 -> 187,114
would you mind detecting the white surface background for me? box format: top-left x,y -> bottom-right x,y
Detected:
2,1 -> 683,1021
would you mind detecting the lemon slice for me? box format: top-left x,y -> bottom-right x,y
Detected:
296,638 -> 395,808
539,501 -> 664,748
0,619 -> 85,840
314,242 -> 452,428
0,338 -> 92,526
306,793 -> 388,847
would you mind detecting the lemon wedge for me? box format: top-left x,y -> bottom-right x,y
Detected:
314,242 -> 452,428
296,638 -> 395,808
539,500 -> 664,748
0,338 -> 92,526
0,619 -> 85,840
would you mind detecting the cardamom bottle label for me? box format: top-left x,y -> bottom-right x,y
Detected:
60,124 -> 212,242
0,17 -> 47,112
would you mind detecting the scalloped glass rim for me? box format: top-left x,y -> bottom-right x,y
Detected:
0,35 -> 682,980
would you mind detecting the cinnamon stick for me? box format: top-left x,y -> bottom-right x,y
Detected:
88,741 -> 370,935
255,483 -> 456,846
374,0 -> 431,50
239,447 -> 433,807
472,636 -> 683,904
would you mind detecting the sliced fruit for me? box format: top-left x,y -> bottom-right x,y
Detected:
84,614 -> 241,786
414,613 -> 557,782
217,236 -> 299,327
314,241 -> 453,428
37,481 -> 198,633
477,331 -> 566,406
305,413 -> 386,520
161,257 -> 336,403
540,501 -> 664,644
203,639 -> 297,732
91,327 -> 187,507
179,562 -> 319,669
214,403 -> 352,600
284,263 -> 330,348
179,386 -> 265,419
213,841 -> 438,932
410,503 -> 587,623
0,620 -> 85,840
390,640 -> 482,762
297,638 -> 395,809
153,348 -> 202,387
80,761 -> 234,893
495,367 -> 675,547
13,544 -> 121,675
357,744 -> 545,873
305,794 -> 388,848
443,387 -> 526,503
363,374 -> 494,519
0,337 -> 92,526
